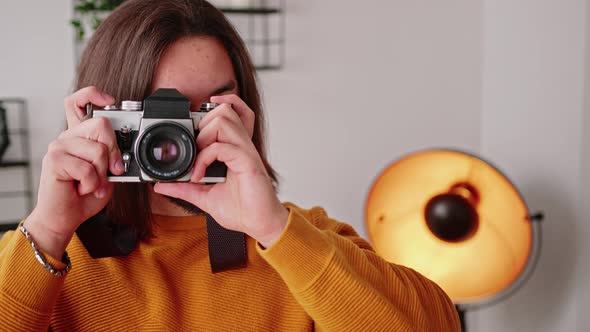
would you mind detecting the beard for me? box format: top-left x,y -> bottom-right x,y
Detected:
164,195 -> 205,215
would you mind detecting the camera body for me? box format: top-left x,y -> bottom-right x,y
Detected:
90,88 -> 226,183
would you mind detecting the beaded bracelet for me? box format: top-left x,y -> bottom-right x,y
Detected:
19,225 -> 71,277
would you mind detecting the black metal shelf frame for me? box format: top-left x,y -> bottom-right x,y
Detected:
0,160 -> 29,168
71,2 -> 286,70
219,7 -> 281,15
0,98 -> 33,232
221,0 -> 285,70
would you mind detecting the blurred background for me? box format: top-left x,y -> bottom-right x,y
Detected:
0,0 -> 589,331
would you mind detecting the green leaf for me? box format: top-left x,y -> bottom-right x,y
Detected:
91,16 -> 104,30
69,19 -> 85,41
70,19 -> 82,28
71,0 -> 127,41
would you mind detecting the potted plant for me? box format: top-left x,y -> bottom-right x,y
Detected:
70,0 -> 126,42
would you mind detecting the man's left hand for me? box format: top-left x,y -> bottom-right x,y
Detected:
153,94 -> 288,248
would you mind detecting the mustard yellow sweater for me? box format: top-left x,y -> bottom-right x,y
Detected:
0,203 -> 459,331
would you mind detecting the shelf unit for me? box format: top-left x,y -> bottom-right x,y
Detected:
72,0 -> 285,70
0,99 -> 33,233
220,7 -> 280,15
220,1 -> 285,70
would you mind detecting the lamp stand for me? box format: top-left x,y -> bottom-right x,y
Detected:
456,305 -> 467,332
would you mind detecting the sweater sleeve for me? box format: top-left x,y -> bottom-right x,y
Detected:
257,204 -> 460,332
0,228 -> 67,332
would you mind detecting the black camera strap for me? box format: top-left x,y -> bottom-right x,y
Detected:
77,210 -> 248,273
76,210 -> 138,258
206,215 -> 248,273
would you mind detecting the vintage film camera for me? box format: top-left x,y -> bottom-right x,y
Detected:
90,88 -> 227,183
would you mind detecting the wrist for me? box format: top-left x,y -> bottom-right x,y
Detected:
24,211 -> 73,259
256,205 -> 289,249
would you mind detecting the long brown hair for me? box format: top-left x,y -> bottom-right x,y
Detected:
75,0 -> 276,240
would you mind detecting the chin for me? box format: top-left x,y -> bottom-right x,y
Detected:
165,196 -> 205,215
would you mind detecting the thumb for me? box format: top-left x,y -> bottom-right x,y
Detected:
64,86 -> 116,128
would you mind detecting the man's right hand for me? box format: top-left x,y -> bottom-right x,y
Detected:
24,87 -> 125,259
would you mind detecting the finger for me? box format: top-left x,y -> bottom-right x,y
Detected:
48,138 -> 111,185
198,103 -> 244,135
196,115 -> 250,151
46,152 -> 101,196
64,86 -> 115,128
210,95 -> 255,137
153,182 -> 212,211
191,142 -> 254,182
59,117 -> 124,175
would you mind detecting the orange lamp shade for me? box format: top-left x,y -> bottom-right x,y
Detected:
365,150 -> 535,305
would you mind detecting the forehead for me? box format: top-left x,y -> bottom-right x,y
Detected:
152,36 -> 236,102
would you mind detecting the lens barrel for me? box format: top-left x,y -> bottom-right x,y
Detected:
136,122 -> 195,181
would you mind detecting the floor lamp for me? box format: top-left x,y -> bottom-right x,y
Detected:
365,149 -> 543,331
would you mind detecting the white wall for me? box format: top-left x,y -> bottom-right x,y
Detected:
263,0 -> 483,234
472,0 -> 586,331
1,1 -> 589,331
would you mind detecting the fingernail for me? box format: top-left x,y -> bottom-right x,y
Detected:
115,159 -> 125,173
101,91 -> 112,101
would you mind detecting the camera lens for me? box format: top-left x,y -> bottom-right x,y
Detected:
151,138 -> 180,165
136,122 -> 195,181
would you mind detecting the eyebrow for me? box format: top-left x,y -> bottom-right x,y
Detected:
210,80 -> 237,96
